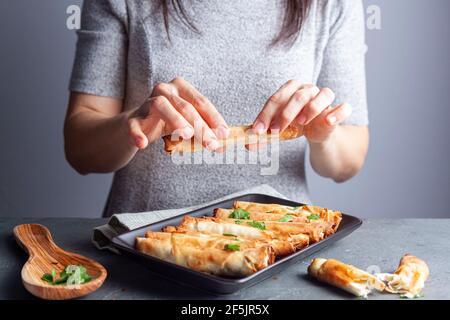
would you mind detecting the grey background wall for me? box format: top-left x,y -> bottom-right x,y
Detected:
0,0 -> 449,218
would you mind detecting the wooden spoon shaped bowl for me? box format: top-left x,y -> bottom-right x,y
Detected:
14,224 -> 107,300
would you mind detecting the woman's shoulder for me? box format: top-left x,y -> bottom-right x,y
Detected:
314,0 -> 364,21
312,0 -> 364,33
81,0 -> 129,24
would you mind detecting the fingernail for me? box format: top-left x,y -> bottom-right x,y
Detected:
181,127 -> 194,139
206,139 -> 220,151
327,116 -> 337,125
297,114 -> 307,125
253,121 -> 266,135
135,135 -> 147,149
216,125 -> 230,139
135,137 -> 142,148
270,122 -> 280,131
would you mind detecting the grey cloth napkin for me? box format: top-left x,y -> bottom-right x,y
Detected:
92,184 -> 287,253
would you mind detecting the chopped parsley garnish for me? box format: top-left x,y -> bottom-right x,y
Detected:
229,208 -> 251,220
279,214 -> 294,222
247,220 -> 266,230
307,213 -> 320,220
42,265 -> 91,286
41,272 -> 54,283
224,244 -> 240,251
235,220 -> 243,225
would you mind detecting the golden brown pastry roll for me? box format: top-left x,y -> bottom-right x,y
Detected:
136,233 -> 274,277
214,208 -> 309,223
220,218 -> 330,243
308,258 -> 385,298
144,231 -> 263,252
377,254 -> 429,298
162,124 -> 303,154
169,216 -> 309,256
233,201 -> 342,232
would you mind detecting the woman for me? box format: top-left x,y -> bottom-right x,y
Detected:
65,0 -> 369,217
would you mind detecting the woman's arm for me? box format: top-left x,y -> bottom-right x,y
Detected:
252,81 -> 369,183
253,1 -> 369,183
64,92 -> 137,174
308,125 -> 369,183
307,0 -> 369,183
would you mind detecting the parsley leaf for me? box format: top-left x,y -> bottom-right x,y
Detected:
247,220 -> 266,230
41,265 -> 92,286
224,244 -> 240,251
235,220 -> 243,225
229,208 -> 250,220
279,214 -> 294,222
41,272 -> 54,284
307,213 -> 320,220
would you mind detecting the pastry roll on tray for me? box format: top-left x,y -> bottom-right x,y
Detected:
377,254 -> 429,298
163,124 -> 303,154
167,216 -> 309,256
136,231 -> 275,277
214,208 -> 310,223
221,218 -> 330,243
215,208 -> 334,241
233,201 -> 342,232
308,258 -> 385,298
134,201 -> 345,279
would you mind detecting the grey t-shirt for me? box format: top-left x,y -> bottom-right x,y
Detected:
70,0 -> 368,217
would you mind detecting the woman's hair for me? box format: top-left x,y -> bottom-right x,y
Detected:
158,0 -> 312,47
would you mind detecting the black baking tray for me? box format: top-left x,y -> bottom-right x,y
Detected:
111,193 -> 362,294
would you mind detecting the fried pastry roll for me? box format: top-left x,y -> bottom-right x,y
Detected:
214,208 -> 309,223
377,254 -> 429,298
168,216 -> 309,256
163,124 -> 303,154
308,258 -> 385,298
233,201 -> 342,232
136,233 -> 274,277
219,217 -> 330,243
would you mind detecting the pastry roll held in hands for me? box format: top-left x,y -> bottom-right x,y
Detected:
167,216 -> 309,256
377,254 -> 429,298
162,124 -> 303,154
308,258 -> 385,298
136,232 -> 275,277
233,201 -> 342,232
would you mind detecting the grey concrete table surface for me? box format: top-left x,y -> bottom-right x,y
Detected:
0,218 -> 449,300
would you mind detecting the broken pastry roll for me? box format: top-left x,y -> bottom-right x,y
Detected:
377,254 -> 429,298
162,124 -> 303,154
308,258 -> 385,298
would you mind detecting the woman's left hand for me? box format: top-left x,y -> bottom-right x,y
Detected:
252,80 -> 352,144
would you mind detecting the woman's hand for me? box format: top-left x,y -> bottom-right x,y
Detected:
252,80 -> 352,144
128,77 -> 229,150
252,80 -> 368,183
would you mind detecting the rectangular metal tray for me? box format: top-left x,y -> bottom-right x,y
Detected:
111,193 -> 362,294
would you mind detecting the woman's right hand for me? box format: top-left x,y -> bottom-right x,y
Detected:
127,77 -> 229,150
